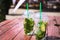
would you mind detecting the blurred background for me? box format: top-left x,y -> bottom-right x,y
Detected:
0,0 -> 60,40
6,0 -> 60,20
0,0 -> 60,21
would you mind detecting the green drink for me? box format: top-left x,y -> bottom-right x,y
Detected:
24,18 -> 34,35
36,21 -> 47,40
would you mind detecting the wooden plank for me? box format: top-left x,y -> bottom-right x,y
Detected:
0,19 -> 19,36
14,28 -> 36,40
13,29 -> 24,40
0,19 -> 17,27
0,18 -> 24,40
46,16 -> 60,37
0,20 -> 12,27
55,16 -> 60,24
0,23 -> 23,40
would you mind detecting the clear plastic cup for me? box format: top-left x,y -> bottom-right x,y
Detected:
24,11 -> 34,35
34,12 -> 48,40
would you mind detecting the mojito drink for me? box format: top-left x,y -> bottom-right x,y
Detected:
24,18 -> 34,35
36,21 -> 47,40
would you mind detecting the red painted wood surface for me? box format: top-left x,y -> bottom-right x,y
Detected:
14,28 -> 36,40
0,18 -> 24,40
0,19 -> 21,36
0,16 -> 60,40
46,16 -> 60,37
0,17 -> 35,40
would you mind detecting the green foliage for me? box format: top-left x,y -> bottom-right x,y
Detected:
0,14 -> 5,22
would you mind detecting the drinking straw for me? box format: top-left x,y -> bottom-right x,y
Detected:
26,3 -> 29,18
39,2 -> 42,21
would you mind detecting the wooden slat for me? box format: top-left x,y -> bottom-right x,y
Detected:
0,19 -> 17,27
0,20 -> 12,27
55,16 -> 60,24
46,16 -> 60,37
14,28 -> 36,40
13,29 -> 24,40
0,23 -> 23,40
0,19 -> 19,36
0,18 -> 24,40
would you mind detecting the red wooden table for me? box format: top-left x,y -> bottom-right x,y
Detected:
0,16 -> 60,40
0,18 -> 36,40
